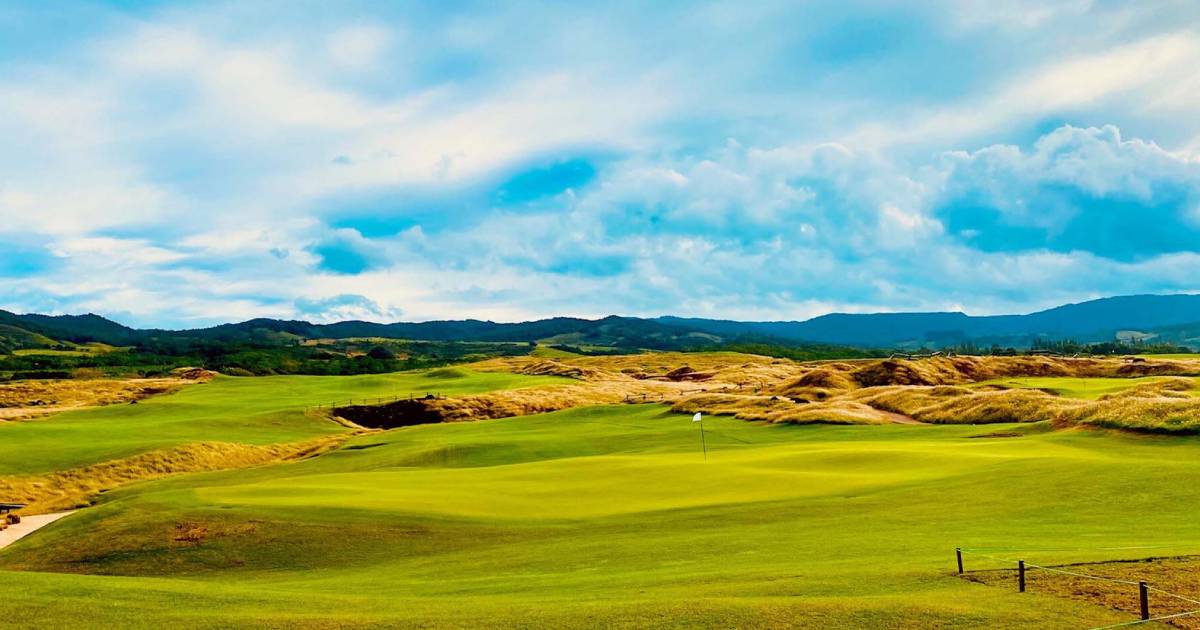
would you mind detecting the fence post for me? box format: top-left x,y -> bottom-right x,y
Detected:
1018,560 -> 1026,592
1139,581 -> 1149,620
956,548 -> 963,574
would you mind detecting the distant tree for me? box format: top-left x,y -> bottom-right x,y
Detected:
367,346 -> 397,360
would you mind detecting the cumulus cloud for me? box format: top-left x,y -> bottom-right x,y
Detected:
936,125 -> 1200,260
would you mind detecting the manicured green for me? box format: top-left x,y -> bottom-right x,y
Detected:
6,402 -> 1200,627
0,369 -> 566,475
976,376 -> 1195,399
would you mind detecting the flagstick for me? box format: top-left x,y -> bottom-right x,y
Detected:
699,418 -> 707,461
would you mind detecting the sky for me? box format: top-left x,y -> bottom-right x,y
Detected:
3,1 -> 1200,327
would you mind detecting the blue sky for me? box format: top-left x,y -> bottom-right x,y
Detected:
3,1 -> 1200,327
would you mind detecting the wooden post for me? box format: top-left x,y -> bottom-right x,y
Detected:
956,548 -> 963,574
1018,560 -> 1026,592
1139,581 -> 1149,621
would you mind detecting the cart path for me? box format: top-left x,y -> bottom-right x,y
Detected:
0,511 -> 75,550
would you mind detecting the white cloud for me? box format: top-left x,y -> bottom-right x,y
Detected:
326,25 -> 394,70
847,33 -> 1200,150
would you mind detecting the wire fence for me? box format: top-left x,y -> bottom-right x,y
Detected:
956,547 -> 1200,628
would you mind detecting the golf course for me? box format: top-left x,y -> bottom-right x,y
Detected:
4,358 -> 1200,628
9,1 -> 1200,625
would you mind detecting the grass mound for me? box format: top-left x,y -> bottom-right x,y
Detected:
648,355 -> 1200,432
423,367 -> 470,379
851,386 -> 1081,424
0,436 -> 345,514
673,393 -> 891,424
0,377 -> 191,420
1063,397 -> 1200,434
777,367 -> 857,392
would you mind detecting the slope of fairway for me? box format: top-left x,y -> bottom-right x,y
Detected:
6,404 -> 1200,627
0,369 -> 567,475
976,376 -> 1192,399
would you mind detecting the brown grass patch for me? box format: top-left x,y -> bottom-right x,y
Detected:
965,556 -> 1200,627
847,386 -> 1084,424
464,353 -> 1200,431
671,393 -> 892,425
0,377 -> 201,421
777,367 -> 858,393
407,377 -> 713,423
1062,398 -> 1200,434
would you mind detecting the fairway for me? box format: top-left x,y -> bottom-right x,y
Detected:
0,369 -> 567,475
976,376 -> 1197,399
4,403 -> 1199,627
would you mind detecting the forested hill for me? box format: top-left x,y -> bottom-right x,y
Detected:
4,293 -> 1200,351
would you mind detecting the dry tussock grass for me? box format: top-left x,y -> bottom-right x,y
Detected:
1100,377 -> 1196,400
453,354 -> 779,423
470,353 -> 1200,431
848,386 -> 1084,424
0,377 -> 200,421
424,378 -> 718,423
473,352 -> 800,385
849,356 -> 1119,387
776,367 -> 858,394
0,436 -> 346,515
671,394 -> 890,425
1061,398 -> 1200,434
473,353 -> 1200,432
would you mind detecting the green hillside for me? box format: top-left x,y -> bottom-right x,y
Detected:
0,369 -> 567,476
0,323 -> 57,352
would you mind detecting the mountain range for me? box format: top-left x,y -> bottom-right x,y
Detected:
3,294 -> 1200,351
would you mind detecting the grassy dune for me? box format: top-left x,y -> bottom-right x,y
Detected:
0,369 -> 567,476
5,404 -> 1200,627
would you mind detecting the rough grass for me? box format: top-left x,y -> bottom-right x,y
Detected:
965,556 -> 1200,627
0,436 -> 347,514
846,386 -> 1082,424
570,354 -> 1200,433
673,393 -> 891,424
0,377 -> 193,420
8,405 -> 1200,627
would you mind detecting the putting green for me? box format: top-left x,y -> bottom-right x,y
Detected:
4,402 -> 1199,627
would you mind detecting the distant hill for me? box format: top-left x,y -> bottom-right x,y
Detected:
659,294 -> 1200,348
0,310 -> 139,346
0,323 -> 57,351
3,293 -> 1200,351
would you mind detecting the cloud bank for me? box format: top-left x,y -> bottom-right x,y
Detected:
3,1 -> 1200,326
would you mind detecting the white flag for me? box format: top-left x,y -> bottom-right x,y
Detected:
692,412 -> 702,423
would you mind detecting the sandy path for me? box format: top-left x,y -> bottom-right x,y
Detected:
877,410 -> 926,425
0,511 -> 75,550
